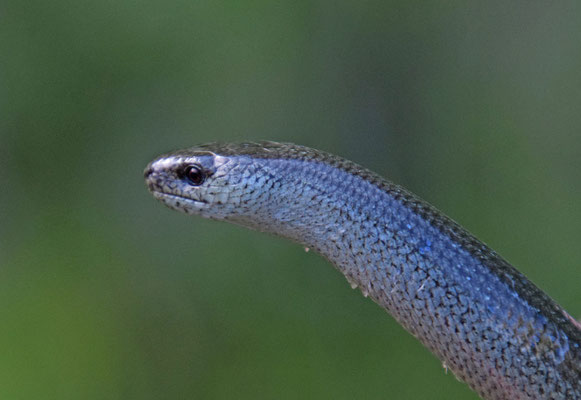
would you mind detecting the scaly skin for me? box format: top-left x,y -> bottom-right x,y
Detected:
145,141 -> 581,399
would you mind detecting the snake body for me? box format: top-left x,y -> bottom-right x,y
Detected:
145,141 -> 581,399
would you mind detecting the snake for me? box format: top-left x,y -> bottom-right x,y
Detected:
144,141 -> 581,399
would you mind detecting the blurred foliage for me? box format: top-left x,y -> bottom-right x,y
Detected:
2,1 -> 581,399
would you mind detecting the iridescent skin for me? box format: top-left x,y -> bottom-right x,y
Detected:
144,141 -> 581,399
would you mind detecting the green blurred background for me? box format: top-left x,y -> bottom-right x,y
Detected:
3,1 -> 581,399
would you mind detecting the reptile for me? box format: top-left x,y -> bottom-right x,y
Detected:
144,141 -> 581,399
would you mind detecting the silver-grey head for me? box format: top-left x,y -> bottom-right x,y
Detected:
145,143 -> 256,221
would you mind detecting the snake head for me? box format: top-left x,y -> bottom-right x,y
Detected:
144,143 -> 275,222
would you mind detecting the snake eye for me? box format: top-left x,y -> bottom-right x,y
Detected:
183,165 -> 205,186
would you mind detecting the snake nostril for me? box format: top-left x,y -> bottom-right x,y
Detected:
144,166 -> 154,179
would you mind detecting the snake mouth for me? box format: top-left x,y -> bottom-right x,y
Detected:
153,191 -> 206,204
152,191 -> 207,213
